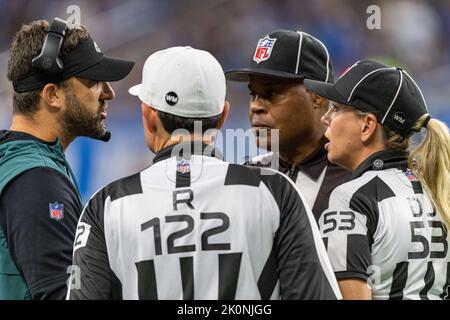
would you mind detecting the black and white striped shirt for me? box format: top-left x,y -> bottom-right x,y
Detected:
245,138 -> 351,221
319,150 -> 450,300
68,142 -> 340,300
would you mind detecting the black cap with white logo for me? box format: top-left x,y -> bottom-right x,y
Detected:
13,37 -> 135,93
225,29 -> 334,83
304,60 -> 429,137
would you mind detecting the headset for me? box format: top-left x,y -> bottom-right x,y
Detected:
32,17 -> 68,75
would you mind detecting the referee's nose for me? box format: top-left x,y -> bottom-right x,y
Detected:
249,95 -> 267,115
321,106 -> 332,127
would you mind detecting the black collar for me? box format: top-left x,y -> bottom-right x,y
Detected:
352,149 -> 409,179
153,142 -> 223,164
0,130 -> 58,146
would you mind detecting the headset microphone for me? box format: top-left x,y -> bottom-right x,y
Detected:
100,130 -> 111,142
92,130 -> 111,142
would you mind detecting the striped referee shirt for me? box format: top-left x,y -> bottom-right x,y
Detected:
245,137 -> 351,221
319,149 -> 450,300
68,142 -> 340,300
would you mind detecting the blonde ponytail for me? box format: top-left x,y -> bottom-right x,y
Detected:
382,115 -> 450,227
409,115 -> 450,228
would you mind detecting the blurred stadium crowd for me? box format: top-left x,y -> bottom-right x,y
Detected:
0,0 -> 449,201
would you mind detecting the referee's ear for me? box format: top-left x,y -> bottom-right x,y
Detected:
360,112 -> 379,143
141,102 -> 158,133
216,101 -> 230,129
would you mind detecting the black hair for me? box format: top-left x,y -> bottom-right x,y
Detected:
157,110 -> 222,134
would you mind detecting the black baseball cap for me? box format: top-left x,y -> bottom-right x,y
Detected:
13,37 -> 135,93
304,59 -> 429,137
225,29 -> 334,83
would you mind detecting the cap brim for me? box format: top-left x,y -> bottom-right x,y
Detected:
304,79 -> 349,104
128,84 -> 141,96
225,68 -> 305,82
76,56 -> 135,82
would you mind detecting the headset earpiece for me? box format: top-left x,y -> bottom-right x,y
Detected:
32,17 -> 68,75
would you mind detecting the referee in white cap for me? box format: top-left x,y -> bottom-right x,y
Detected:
67,46 -> 341,300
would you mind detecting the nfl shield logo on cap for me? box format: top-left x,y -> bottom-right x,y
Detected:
49,202 -> 64,221
253,36 -> 277,64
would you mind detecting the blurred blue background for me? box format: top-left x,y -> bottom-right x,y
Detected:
1,0 -> 449,203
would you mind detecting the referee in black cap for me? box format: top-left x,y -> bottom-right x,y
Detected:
306,59 -> 450,299
226,29 -> 351,221
0,18 -> 134,299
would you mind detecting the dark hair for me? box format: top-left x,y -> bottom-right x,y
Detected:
157,110 -> 222,134
7,20 -> 90,116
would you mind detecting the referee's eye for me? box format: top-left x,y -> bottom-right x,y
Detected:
331,103 -> 340,112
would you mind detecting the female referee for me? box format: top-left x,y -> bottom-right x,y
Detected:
304,59 -> 450,300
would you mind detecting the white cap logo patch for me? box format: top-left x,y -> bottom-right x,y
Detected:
253,36 -> 276,64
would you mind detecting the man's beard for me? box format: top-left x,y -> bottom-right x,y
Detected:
61,91 -> 106,140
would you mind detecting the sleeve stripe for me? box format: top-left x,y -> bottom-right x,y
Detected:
66,185 -> 106,298
264,168 -> 343,299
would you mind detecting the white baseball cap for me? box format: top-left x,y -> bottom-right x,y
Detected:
129,46 -> 226,118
